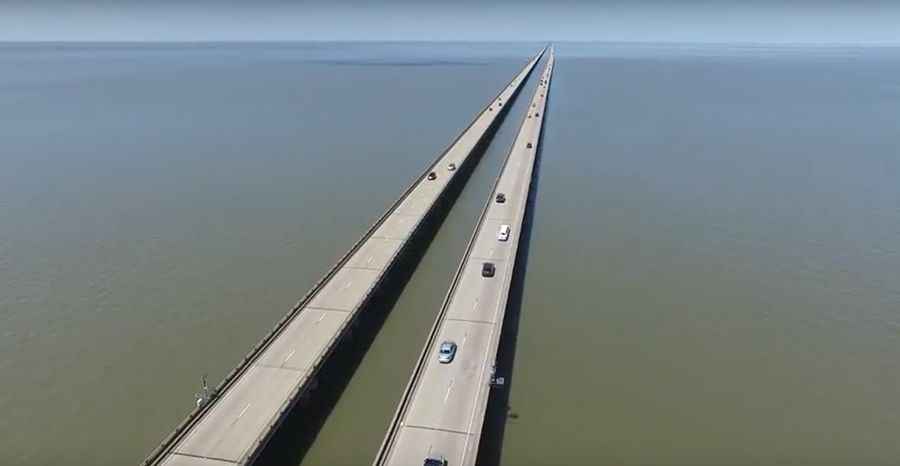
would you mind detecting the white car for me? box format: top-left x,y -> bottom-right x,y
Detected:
438,341 -> 457,364
497,224 -> 511,241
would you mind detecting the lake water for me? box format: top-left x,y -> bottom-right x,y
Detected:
1,42 -> 899,465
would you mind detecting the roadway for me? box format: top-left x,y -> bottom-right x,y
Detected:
374,48 -> 555,466
144,47 -> 546,466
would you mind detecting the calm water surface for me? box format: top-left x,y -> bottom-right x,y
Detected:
0,42 -> 537,465
499,44 -> 900,466
1,42 -> 899,465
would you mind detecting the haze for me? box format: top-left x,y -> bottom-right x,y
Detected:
2,0 -> 900,44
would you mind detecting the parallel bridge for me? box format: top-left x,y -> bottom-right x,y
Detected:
374,48 -> 555,466
144,47 -> 545,466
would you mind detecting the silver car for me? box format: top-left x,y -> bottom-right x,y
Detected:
438,341 -> 457,364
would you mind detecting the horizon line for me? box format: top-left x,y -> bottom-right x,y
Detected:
2,39 -> 900,47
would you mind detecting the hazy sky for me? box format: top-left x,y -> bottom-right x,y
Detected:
2,0 -> 899,43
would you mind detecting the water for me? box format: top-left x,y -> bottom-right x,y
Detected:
498,45 -> 900,465
1,42 -> 899,465
0,41 -> 538,465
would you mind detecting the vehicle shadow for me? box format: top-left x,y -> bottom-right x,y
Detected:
475,94 -> 549,466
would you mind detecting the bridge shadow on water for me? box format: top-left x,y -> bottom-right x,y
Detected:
252,91 -> 525,466
475,95 -> 549,466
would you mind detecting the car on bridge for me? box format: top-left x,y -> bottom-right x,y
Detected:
495,192 -> 506,203
482,262 -> 496,277
497,224 -> 511,241
424,455 -> 448,466
427,171 -> 437,180
438,341 -> 457,364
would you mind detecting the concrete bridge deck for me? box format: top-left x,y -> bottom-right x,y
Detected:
144,48 -> 546,466
374,49 -> 555,466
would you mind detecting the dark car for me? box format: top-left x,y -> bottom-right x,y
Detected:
424,456 -> 448,466
526,142 -> 533,149
495,193 -> 506,203
481,262 -> 496,278
427,172 -> 437,181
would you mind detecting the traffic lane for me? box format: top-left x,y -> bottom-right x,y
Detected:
394,175 -> 446,216
404,320 -> 492,433
469,218 -> 515,262
371,213 -> 419,241
444,260 -> 508,325
173,365 -> 307,462
307,266 -> 381,312
384,427 -> 469,466
487,150 -> 532,221
346,237 -> 405,271
255,308 -> 350,371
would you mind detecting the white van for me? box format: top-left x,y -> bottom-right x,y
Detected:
497,224 -> 511,241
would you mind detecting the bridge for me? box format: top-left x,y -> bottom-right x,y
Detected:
143,48 -> 546,466
373,49 -> 555,466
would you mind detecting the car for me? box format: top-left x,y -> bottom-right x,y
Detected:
438,341 -> 457,363
427,171 -> 437,180
497,224 -> 510,241
526,142 -> 533,149
482,262 -> 496,277
447,163 -> 457,171
424,456 -> 448,466
495,193 -> 506,203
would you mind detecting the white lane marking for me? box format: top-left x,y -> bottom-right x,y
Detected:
237,403 -> 251,420
343,280 -> 353,290
283,348 -> 296,364
366,255 -> 375,266
444,378 -> 455,403
316,313 -> 326,324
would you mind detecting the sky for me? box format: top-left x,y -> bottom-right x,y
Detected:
1,0 -> 899,44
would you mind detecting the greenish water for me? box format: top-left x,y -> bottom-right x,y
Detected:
0,42 -> 538,465
1,43 -> 899,466
498,45 -> 900,466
